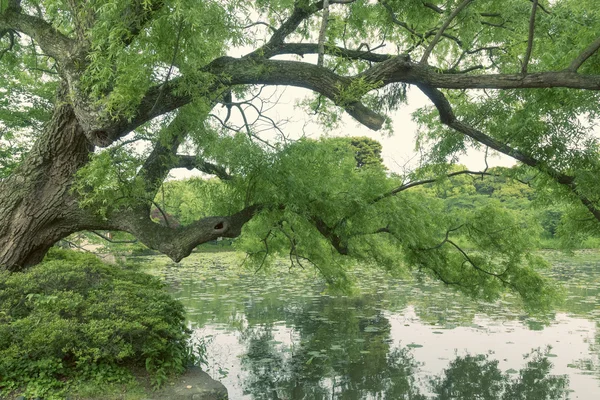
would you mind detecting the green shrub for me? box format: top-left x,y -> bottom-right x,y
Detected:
0,249 -> 198,399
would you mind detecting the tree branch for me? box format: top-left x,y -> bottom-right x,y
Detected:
110,205 -> 261,262
420,0 -> 473,64
175,155 -> 232,180
521,0 -> 538,74
120,1 -> 165,46
136,115 -> 189,195
0,28 -> 17,58
415,82 -> 600,223
415,84 -> 572,182
317,0 -> 330,67
567,36 -> 600,72
268,42 -> 393,62
389,170 -> 497,194
106,57 -> 386,144
310,215 -> 348,254
103,56 -> 600,147
446,239 -> 514,287
422,2 -> 444,14
0,8 -> 75,62
246,0 -> 323,59
380,1 -> 423,39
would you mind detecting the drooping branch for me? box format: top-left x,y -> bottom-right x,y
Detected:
386,170 -> 497,194
331,169 -> 506,236
415,83 -> 574,184
420,225 -> 465,251
415,83 -> 600,222
446,239 -> 515,288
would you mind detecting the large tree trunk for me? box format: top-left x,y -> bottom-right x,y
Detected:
0,95 -> 94,271
0,88 -> 258,271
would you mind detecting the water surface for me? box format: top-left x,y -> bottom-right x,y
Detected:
141,251 -> 600,399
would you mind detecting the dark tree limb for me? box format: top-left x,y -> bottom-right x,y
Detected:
245,0 -> 334,59
0,8 -> 75,62
102,55 -> 600,147
415,83 -> 600,223
108,205 -> 261,262
530,0 -> 551,15
387,170 -> 498,194
0,27 -> 17,58
120,1 -> 165,46
175,155 -> 232,180
521,0 -> 538,74
423,2 -> 444,14
242,21 -> 277,33
137,115 -> 189,196
380,1 -> 463,49
420,225 -> 464,251
414,83 -> 574,184
420,0 -> 473,64
268,42 -> 393,62
567,36 -> 600,72
310,216 -> 348,254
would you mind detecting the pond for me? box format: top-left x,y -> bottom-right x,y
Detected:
139,250 -> 600,399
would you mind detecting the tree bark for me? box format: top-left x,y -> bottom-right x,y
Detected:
0,89 -> 94,270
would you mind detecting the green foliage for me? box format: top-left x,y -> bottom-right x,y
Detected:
79,0 -> 237,119
73,149 -> 147,218
158,178 -> 237,225
0,249 -> 201,398
159,138 -> 560,310
328,136 -> 385,168
336,77 -> 383,107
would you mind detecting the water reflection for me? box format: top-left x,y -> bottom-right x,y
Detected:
235,297 -> 568,400
137,252 -> 600,399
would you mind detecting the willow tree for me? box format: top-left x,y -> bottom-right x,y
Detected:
1,0 -> 599,306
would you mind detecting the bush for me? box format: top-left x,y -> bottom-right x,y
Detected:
0,249 -> 197,399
